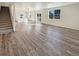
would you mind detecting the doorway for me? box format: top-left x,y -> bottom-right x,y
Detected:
37,13 -> 41,24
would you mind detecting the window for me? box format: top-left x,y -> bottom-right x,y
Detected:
54,9 -> 60,19
49,9 -> 60,19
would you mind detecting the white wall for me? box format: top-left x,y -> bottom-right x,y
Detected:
14,4 -> 31,23
40,3 -> 79,30
9,4 -> 16,31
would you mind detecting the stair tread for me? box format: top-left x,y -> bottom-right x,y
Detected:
0,23 -> 12,26
0,21 -> 11,22
0,27 -> 12,31
0,21 -> 11,23
0,20 -> 11,21
0,26 -> 12,29
0,25 -> 12,27
0,29 -> 13,34
0,22 -> 11,24
0,28 -> 12,31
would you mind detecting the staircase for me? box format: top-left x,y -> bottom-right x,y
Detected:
0,6 -> 13,34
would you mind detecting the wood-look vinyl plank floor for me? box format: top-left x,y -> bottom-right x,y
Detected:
0,23 -> 79,56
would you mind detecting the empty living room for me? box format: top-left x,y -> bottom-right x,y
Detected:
0,1 -> 79,57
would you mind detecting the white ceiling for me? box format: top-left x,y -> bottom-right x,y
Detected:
0,2 -> 77,10
47,2 -> 77,7
14,2 -> 77,10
